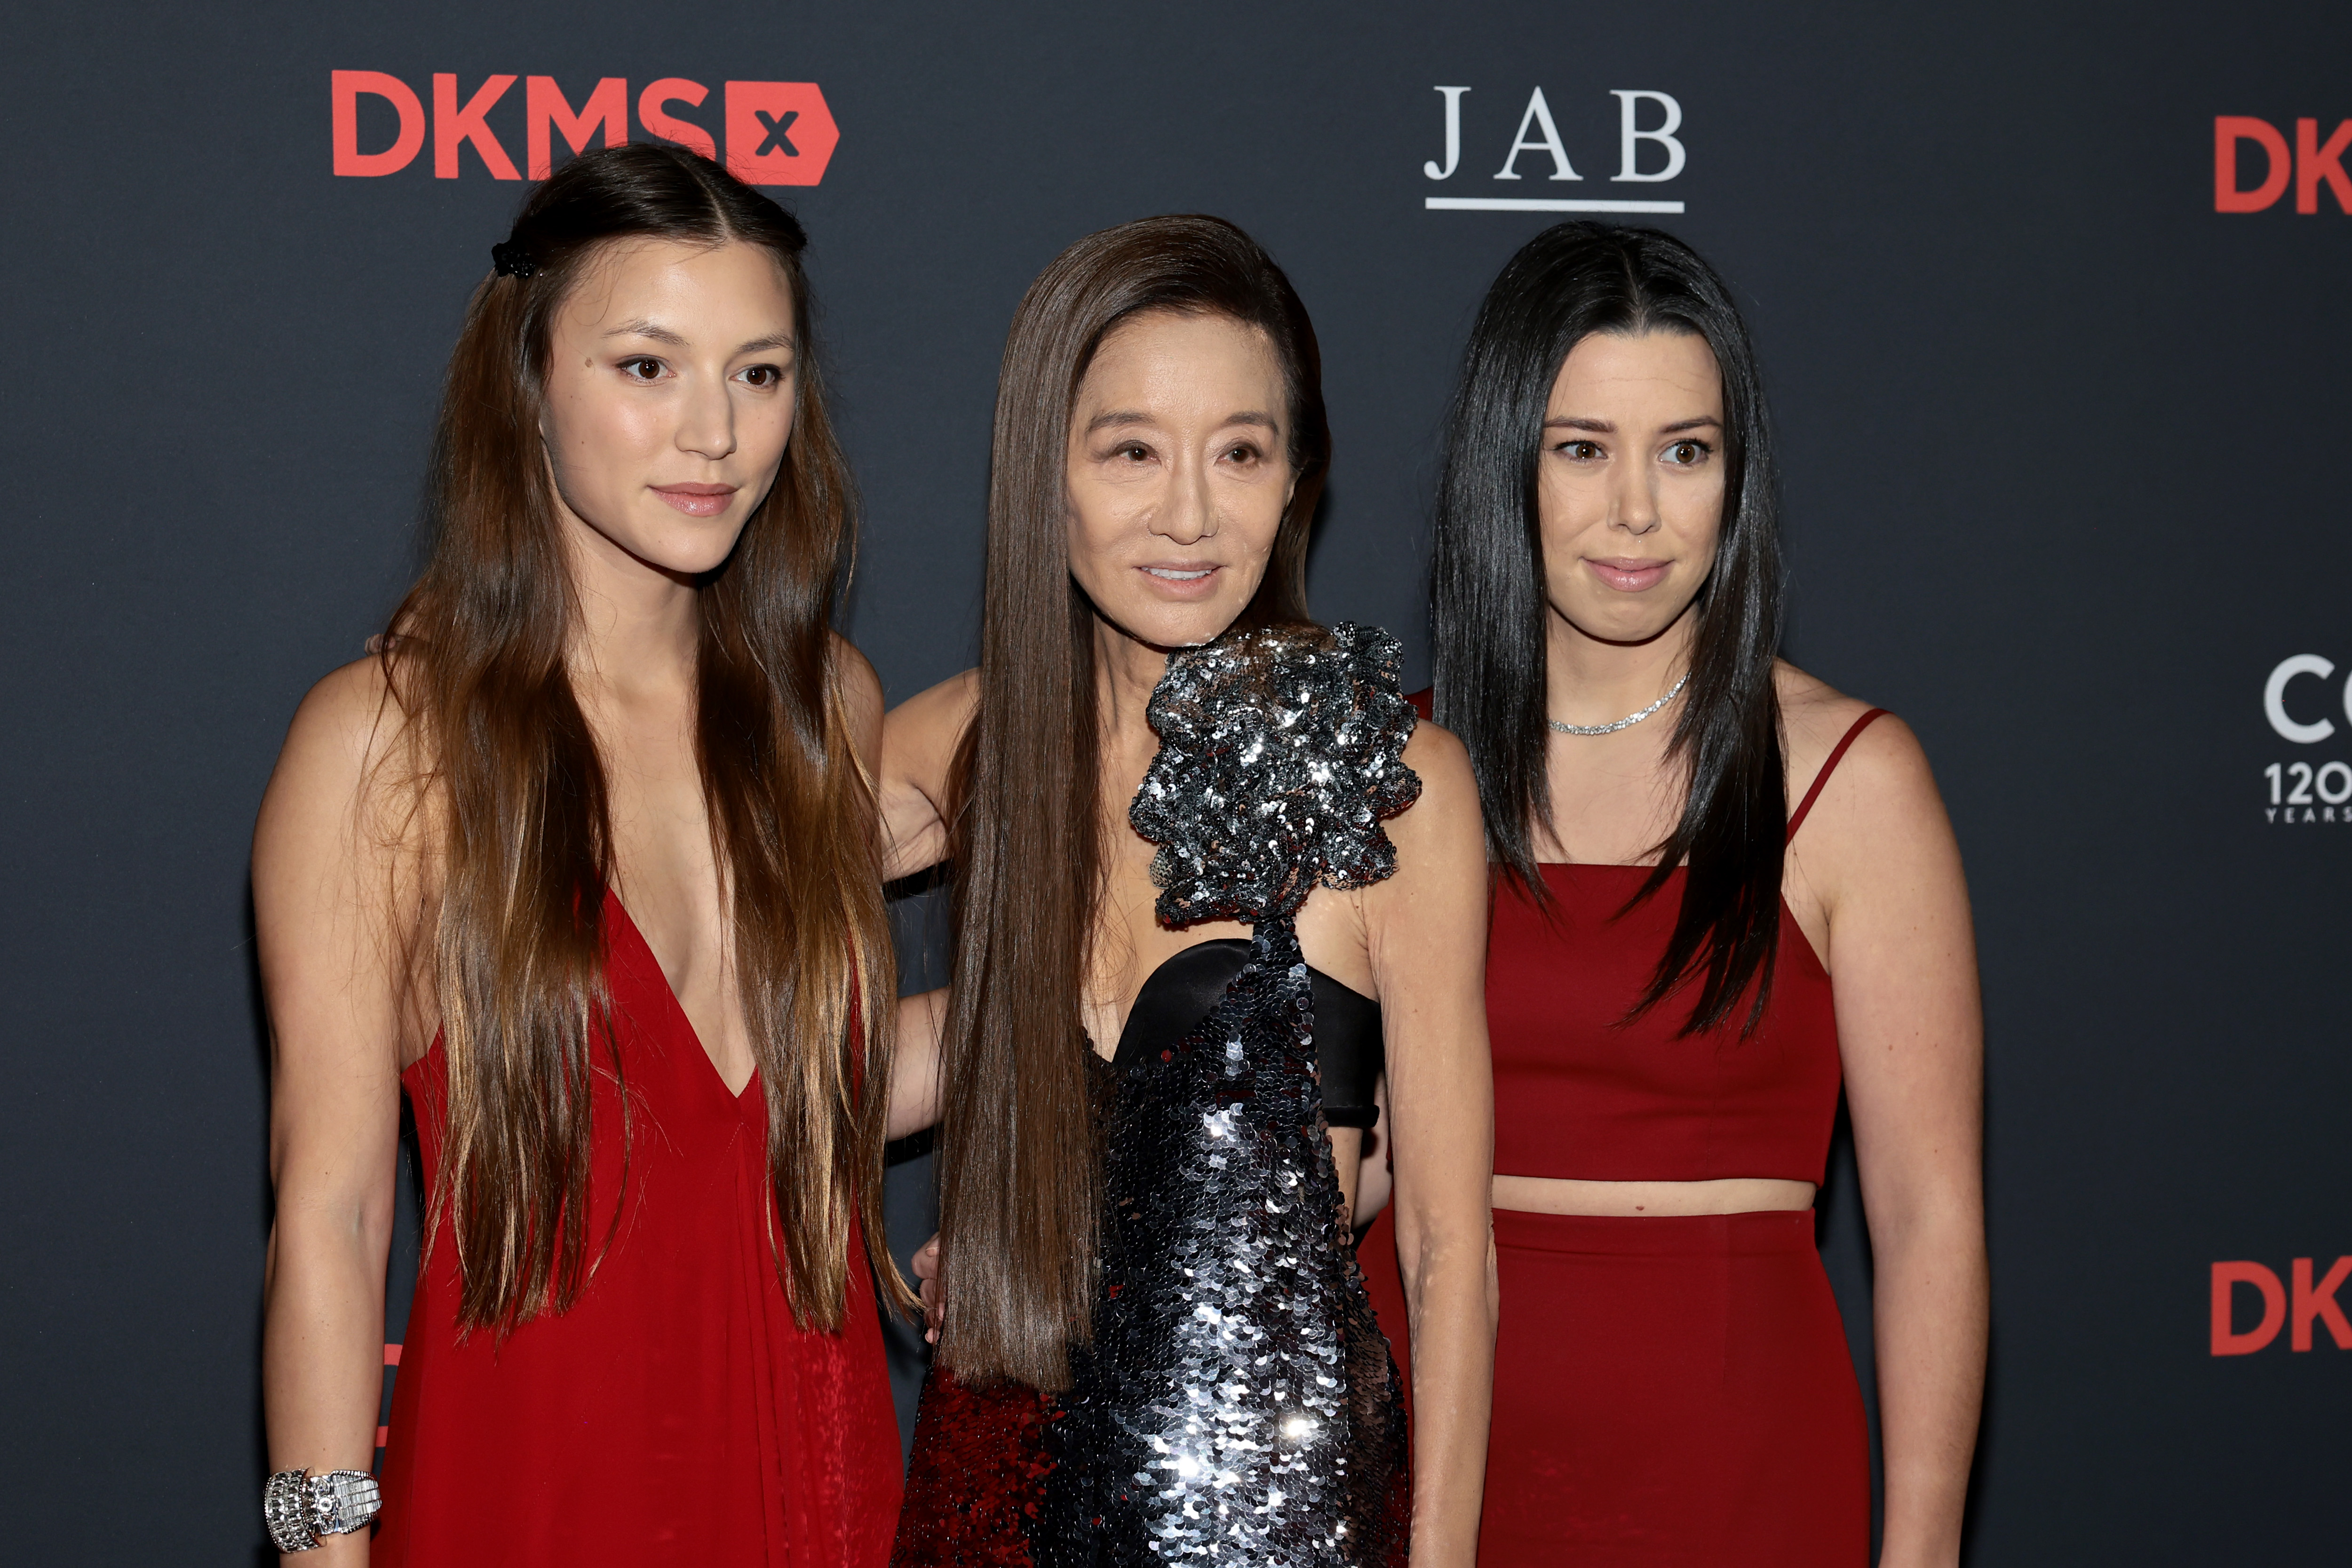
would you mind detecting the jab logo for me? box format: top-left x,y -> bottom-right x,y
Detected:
1421,86 -> 1687,216
2210,1258 -> 2352,1354
2213,116 -> 2350,214
330,72 -> 838,188
2259,655 -> 2352,826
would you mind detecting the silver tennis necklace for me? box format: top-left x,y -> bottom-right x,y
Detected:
1548,672 -> 1690,736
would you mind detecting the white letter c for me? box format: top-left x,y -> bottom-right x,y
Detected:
2264,654 -> 2336,743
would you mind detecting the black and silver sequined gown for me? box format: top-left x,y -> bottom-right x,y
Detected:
892,623 -> 1422,1568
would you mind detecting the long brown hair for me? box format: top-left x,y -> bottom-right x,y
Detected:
386,143 -> 900,1334
936,215 -> 1330,1388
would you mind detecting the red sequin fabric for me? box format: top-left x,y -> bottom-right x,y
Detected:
893,1372 -> 1059,1567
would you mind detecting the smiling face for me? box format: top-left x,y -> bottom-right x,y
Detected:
1063,310 -> 1296,649
538,237 -> 799,580
1536,329 -> 1728,646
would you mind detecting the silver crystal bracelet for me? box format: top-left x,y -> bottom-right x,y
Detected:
263,1469 -> 381,1553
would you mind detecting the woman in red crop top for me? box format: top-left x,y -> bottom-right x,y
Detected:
1359,223 -> 1986,1565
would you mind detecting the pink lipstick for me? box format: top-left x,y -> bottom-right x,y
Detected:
651,482 -> 737,518
1585,557 -> 1670,593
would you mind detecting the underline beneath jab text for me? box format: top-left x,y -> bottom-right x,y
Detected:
1425,197 -> 1686,213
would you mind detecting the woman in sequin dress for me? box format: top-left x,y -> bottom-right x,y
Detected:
875,216 -> 1496,1567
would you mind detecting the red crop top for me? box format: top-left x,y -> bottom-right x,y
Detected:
1482,708 -> 1887,1186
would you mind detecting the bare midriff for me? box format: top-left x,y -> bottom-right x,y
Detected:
1492,1175 -> 1815,1217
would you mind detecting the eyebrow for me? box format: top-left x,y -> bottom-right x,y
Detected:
1085,409 -> 1279,434
601,319 -> 796,355
1542,414 -> 1722,433
604,318 -> 687,347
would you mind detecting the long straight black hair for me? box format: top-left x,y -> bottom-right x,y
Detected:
1429,222 -> 1787,1036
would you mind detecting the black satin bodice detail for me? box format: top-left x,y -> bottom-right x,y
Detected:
1112,940 -> 1384,1129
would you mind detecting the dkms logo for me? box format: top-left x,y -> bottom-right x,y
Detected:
2213,115 -> 2351,213
329,71 -> 838,188
2211,1257 -> 2352,1355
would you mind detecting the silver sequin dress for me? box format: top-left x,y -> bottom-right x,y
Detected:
892,623 -> 1421,1568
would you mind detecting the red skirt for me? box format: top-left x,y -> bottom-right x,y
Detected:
1359,1205 -> 1867,1566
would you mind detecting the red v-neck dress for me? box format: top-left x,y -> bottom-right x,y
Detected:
373,891 -> 902,1568
1359,706 -> 1886,1566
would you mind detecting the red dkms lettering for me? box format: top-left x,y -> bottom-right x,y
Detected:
2210,1258 -> 2352,1354
2214,116 -> 2351,213
330,71 -> 839,188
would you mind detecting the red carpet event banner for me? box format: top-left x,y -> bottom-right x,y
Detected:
0,1 -> 2344,1560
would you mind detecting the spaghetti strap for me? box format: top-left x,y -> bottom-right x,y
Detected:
1786,708 -> 1889,844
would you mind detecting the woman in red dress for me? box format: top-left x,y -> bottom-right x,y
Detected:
253,144 -> 904,1565
1360,223 -> 1986,1564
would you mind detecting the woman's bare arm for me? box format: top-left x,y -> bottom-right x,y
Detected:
878,670 -> 977,880
1350,1075 -> 1394,1229
1803,716 -> 1987,1568
255,660 -> 424,1565
1362,721 -> 1496,1568
889,988 -> 947,1141
868,662 -> 970,1137
832,632 -> 887,784
833,639 -> 951,1143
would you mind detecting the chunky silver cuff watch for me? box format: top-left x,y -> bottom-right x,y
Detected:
263,1468 -> 381,1553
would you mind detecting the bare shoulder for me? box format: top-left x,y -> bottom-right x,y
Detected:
265,656 -> 412,809
828,633 -> 885,764
1385,717 -> 1484,862
883,668 -> 980,784
878,668 -> 978,876
1773,660 -> 1947,855
829,631 -> 883,708
1399,716 -> 1476,810
893,666 -> 980,725
254,653 -> 429,887
1360,715 -> 1487,995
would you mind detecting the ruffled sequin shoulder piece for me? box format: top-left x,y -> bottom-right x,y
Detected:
1131,621 -> 1422,928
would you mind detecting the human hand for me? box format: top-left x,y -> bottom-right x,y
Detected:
913,1234 -> 941,1344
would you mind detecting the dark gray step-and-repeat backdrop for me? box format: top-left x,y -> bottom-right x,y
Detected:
3,2 -> 2345,1560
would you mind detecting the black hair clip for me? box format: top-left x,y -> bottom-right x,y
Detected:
491,241 -> 537,279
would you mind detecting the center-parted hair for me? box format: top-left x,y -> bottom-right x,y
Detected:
384,142 -> 903,1335
1429,222 -> 1788,1036
937,215 -> 1328,1390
